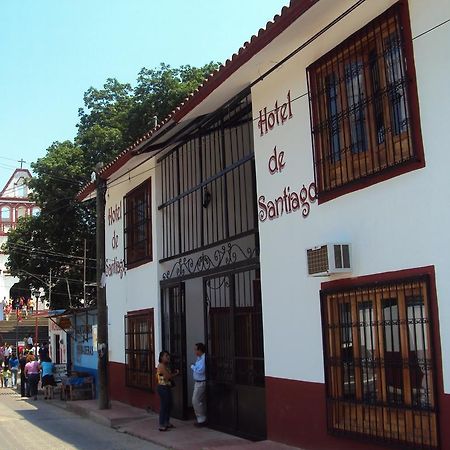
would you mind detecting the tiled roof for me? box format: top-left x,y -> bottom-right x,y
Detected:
77,0 -> 319,201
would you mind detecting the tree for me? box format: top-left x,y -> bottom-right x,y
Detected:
4,141 -> 96,309
3,62 -> 219,309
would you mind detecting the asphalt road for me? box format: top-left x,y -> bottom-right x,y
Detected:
0,389 -> 165,450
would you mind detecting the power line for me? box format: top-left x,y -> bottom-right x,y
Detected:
6,241 -> 96,263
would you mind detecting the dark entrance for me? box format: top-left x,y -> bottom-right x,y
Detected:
204,267 -> 266,440
54,334 -> 61,364
161,283 -> 188,419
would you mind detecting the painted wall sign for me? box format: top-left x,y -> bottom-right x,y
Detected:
258,146 -> 316,222
258,90 -> 293,136
106,200 -> 126,279
258,182 -> 317,221
105,257 -> 126,279
108,202 -> 122,226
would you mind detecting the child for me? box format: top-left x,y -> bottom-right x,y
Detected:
2,365 -> 11,388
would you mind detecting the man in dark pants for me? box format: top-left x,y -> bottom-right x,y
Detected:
19,351 -> 27,397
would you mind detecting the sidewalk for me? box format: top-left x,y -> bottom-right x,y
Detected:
51,399 -> 302,450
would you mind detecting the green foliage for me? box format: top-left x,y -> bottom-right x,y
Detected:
4,62 -> 219,308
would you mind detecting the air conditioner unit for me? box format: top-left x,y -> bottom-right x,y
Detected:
306,244 -> 352,277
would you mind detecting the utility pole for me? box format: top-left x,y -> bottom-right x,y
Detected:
95,167 -> 109,409
83,239 -> 87,305
49,269 -> 52,307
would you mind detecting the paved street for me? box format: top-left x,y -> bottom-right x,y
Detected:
0,389 -> 165,450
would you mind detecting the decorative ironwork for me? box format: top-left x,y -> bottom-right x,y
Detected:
308,4 -> 421,196
162,242 -> 259,280
159,91 -> 258,262
204,268 -> 266,440
321,275 -> 438,449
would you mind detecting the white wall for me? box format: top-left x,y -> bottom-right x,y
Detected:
251,0 -> 450,391
185,277 -> 205,405
105,157 -> 162,365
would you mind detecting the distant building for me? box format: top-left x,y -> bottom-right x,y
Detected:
0,168 -> 39,301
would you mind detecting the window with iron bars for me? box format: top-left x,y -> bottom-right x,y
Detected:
308,2 -> 423,199
158,92 -> 257,262
321,275 -> 438,449
124,179 -> 152,268
125,309 -> 155,391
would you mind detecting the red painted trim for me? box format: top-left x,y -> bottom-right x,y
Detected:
76,184 -> 95,202
0,169 -> 32,197
266,376 -> 450,450
108,361 -> 158,411
125,307 -> 153,316
0,198 -> 34,202
318,160 -> 425,204
312,1 -> 425,205
173,0 -> 320,122
320,265 -> 435,291
321,265 -> 447,449
76,0 -> 321,198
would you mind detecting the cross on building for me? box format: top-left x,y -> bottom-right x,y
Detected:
18,158 -> 26,169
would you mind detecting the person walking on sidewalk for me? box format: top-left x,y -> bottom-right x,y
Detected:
19,351 -> 27,396
191,343 -> 207,427
24,354 -> 40,400
156,351 -> 179,432
8,353 -> 19,387
40,355 -> 56,400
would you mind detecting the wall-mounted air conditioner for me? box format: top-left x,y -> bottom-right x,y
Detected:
306,244 -> 352,277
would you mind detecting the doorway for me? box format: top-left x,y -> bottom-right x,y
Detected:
204,267 -> 266,440
161,283 -> 188,420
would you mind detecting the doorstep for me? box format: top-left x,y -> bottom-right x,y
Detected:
117,415 -> 249,450
48,398 -> 304,450
56,399 -> 150,428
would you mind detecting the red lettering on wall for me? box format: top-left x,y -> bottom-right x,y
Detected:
268,146 -> 286,175
258,91 -> 293,136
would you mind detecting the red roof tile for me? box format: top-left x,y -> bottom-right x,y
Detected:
77,0 -> 319,201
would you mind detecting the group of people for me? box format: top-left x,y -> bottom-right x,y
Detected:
0,340 -> 56,400
0,296 -> 35,321
0,344 -> 18,388
156,343 -> 207,432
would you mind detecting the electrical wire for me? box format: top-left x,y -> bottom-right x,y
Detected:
6,241 -> 96,263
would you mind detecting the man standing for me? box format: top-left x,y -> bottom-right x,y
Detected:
190,343 -> 207,427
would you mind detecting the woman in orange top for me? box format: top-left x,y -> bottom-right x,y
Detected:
156,351 -> 179,431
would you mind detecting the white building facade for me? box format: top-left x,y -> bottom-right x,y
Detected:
79,1 -> 450,448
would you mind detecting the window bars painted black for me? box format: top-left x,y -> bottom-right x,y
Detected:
308,3 -> 421,196
204,268 -> 266,439
125,309 -> 155,391
124,179 -> 152,267
321,276 -> 438,449
158,92 -> 257,261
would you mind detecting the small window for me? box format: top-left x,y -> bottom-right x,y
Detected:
1,207 -> 10,221
17,206 -> 26,218
321,275 -> 438,448
125,309 -> 155,391
124,179 -> 152,268
308,3 -> 423,199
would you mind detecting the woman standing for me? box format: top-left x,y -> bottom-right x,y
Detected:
156,351 -> 179,432
40,356 -> 56,399
8,353 -> 19,388
24,354 -> 40,400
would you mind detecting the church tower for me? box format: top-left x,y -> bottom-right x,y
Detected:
0,167 -> 39,301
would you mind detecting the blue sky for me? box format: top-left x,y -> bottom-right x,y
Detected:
0,0 -> 288,187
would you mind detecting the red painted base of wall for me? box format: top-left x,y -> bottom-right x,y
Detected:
266,377 -> 450,450
108,361 -> 158,411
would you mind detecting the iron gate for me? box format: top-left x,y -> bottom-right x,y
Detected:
204,267 -> 266,440
161,283 -> 188,420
